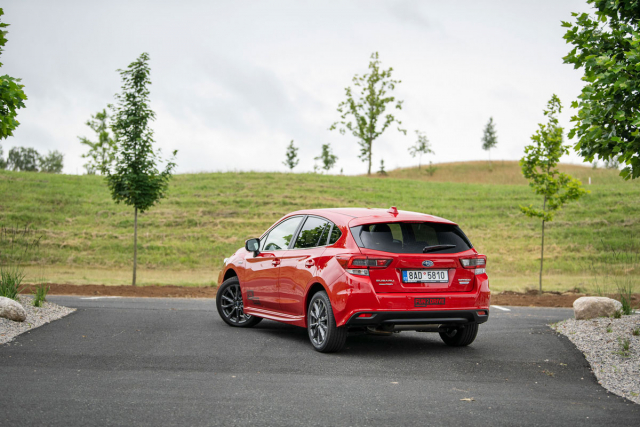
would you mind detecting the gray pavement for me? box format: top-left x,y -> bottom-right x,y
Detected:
0,296 -> 638,426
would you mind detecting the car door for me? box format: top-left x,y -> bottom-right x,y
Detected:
243,216 -> 303,312
277,216 -> 330,316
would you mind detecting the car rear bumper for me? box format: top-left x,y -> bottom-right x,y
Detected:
345,309 -> 489,327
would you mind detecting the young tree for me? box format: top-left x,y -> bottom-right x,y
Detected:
79,109 -> 116,175
0,144 -> 6,169
408,130 -> 434,169
520,95 -> 588,293
563,1 -> 640,180
39,150 -> 64,173
481,117 -> 498,168
0,8 -> 27,141
604,155 -> 621,170
282,140 -> 299,170
7,146 -> 39,171
330,52 -> 406,175
314,143 -> 338,173
107,52 -> 177,286
377,159 -> 387,176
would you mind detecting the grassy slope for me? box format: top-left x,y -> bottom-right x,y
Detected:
0,161 -> 638,292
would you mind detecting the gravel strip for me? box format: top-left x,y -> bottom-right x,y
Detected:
551,314 -> 640,404
0,295 -> 75,345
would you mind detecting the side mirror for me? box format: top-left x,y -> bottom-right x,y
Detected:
245,238 -> 260,256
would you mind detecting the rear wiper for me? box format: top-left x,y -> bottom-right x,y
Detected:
422,244 -> 456,253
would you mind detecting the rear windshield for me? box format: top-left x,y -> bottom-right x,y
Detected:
350,222 -> 473,254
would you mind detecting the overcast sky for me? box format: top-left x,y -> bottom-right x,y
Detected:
2,0 -> 592,175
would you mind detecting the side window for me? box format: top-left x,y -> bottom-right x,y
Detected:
328,222 -> 342,245
261,217 -> 303,251
293,217 -> 329,249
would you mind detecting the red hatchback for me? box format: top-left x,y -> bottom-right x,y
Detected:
217,207 -> 490,352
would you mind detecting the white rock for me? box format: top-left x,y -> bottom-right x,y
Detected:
573,296 -> 623,320
0,296 -> 27,322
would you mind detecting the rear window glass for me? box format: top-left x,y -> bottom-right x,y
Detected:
350,222 -> 472,254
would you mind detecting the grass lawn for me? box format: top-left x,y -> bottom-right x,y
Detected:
1,161 -> 638,293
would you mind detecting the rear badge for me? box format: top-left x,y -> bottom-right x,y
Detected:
376,279 -> 394,285
422,260 -> 434,267
414,297 -> 445,307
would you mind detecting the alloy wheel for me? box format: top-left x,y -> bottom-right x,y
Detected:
309,299 -> 328,346
220,283 -> 251,324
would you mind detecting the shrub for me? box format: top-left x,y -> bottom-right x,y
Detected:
32,283 -> 49,307
425,161 -> 437,177
616,337 -> 631,358
0,225 -> 42,300
0,266 -> 24,300
589,238 -> 637,314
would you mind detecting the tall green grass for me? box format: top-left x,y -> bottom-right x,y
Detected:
0,162 -> 638,288
0,226 -> 41,299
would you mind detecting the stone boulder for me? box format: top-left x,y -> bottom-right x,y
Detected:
573,296 -> 623,320
0,296 -> 27,322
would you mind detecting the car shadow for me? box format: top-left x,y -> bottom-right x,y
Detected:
251,320 -> 478,357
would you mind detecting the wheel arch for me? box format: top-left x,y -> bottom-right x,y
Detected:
304,282 -> 329,323
223,268 -> 238,282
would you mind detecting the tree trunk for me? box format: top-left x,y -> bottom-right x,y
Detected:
133,206 -> 138,287
367,140 -> 372,176
539,196 -> 547,294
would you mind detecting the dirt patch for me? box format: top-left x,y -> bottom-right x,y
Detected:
19,284 -> 640,308
21,283 -> 218,298
492,290 -> 640,308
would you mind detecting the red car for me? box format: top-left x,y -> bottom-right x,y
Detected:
217,207 -> 490,352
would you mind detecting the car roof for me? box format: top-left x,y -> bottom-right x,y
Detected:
286,207 -> 457,227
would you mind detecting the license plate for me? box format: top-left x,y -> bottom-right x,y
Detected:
415,298 -> 445,307
402,270 -> 449,283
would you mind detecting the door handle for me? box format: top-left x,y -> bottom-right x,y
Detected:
304,259 -> 314,268
272,258 -> 280,267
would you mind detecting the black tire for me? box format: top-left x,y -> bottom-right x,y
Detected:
307,291 -> 347,353
439,323 -> 478,347
216,277 -> 262,328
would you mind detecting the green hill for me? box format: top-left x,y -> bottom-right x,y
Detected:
0,161 -> 638,293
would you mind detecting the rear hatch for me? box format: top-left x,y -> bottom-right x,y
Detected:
350,221 -> 482,293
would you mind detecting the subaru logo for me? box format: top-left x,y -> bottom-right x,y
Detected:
422,260 -> 434,267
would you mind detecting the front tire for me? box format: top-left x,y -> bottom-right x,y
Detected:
439,323 -> 478,346
216,277 -> 262,328
307,291 -> 347,353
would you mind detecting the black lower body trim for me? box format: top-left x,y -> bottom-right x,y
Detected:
346,310 -> 489,327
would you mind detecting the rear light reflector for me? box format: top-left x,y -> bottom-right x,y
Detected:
337,255 -> 392,276
358,313 -> 374,318
477,311 -> 487,316
346,268 -> 369,276
351,258 -> 392,268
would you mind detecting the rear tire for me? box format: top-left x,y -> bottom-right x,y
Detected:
439,323 -> 478,346
307,291 -> 347,353
216,277 -> 262,328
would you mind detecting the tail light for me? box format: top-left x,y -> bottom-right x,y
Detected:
460,255 -> 487,275
336,255 -> 392,276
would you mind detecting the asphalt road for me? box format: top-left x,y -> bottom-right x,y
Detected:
1,297 -> 638,426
